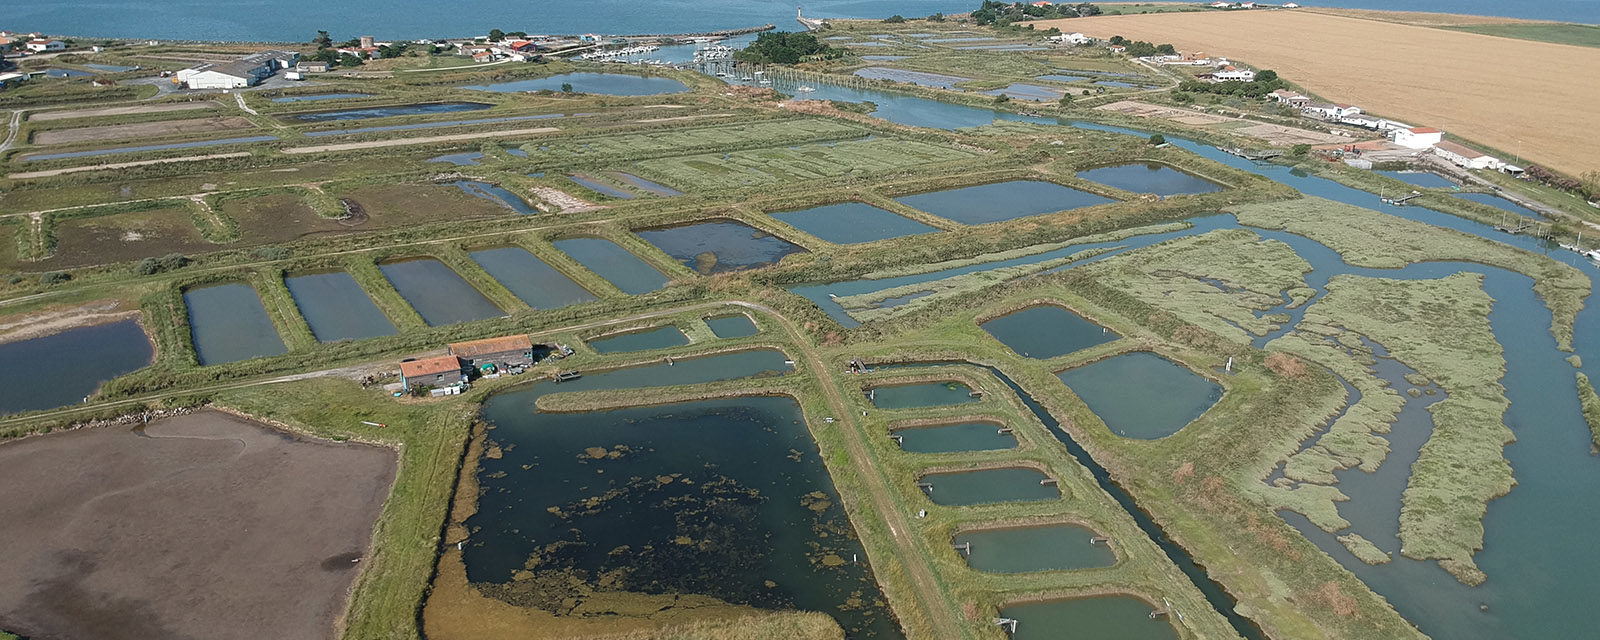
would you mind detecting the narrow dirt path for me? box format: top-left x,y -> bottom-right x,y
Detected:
233,92 -> 259,116
0,110 -> 22,153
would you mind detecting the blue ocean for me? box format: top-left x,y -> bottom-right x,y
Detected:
11,0 -> 1598,41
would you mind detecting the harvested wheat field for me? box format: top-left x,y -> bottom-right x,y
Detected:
1030,11 -> 1600,176
0,410 -> 397,640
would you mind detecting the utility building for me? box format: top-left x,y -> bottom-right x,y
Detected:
449,335 -> 537,369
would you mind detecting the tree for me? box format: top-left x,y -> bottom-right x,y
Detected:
735,31 -> 838,64
1156,43 -> 1176,55
339,52 -> 364,67
313,30 -> 332,48
488,29 -> 505,41
1058,93 -> 1075,107
39,272 -> 71,285
1255,69 -> 1278,83
1148,134 -> 1166,145
883,14 -> 906,23
928,12 -> 946,21
1110,35 -> 1127,45
560,83 -> 574,93
1290,144 -> 1312,157
1171,90 -> 1193,104
506,31 -> 528,38
993,94 -> 1010,104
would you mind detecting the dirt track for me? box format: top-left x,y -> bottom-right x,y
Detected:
0,410 -> 397,640
1030,10 -> 1600,176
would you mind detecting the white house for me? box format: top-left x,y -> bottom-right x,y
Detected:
1050,32 -> 1092,45
1303,102 -> 1361,119
1433,140 -> 1503,170
1209,1 -> 1233,7
1392,126 -> 1444,149
1212,67 -> 1256,81
26,39 -> 66,52
1240,1 -> 1256,7
1269,89 -> 1310,106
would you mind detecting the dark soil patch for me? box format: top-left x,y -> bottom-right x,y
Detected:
222,193 -> 353,243
18,207 -> 216,272
0,410 -> 397,640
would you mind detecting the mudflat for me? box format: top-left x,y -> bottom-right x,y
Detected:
0,410 -> 397,640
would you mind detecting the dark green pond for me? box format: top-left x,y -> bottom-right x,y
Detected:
1075,163 -> 1225,197
636,220 -> 807,275
893,422 -> 1016,454
183,282 -> 288,366
465,350 -> 900,638
919,468 -> 1058,506
868,381 -> 980,409
1001,596 -> 1178,639
552,237 -> 669,295
377,258 -> 503,327
981,305 -> 1117,359
892,180 -> 1114,226
0,320 -> 152,415
705,314 -> 759,339
587,326 -> 689,354
954,524 -> 1115,573
468,247 -> 597,310
1057,352 -> 1222,439
769,202 -> 939,245
284,271 -> 397,343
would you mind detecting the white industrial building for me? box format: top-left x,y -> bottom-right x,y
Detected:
1050,32 -> 1093,45
1392,127 -> 1444,150
1433,140 -> 1503,170
177,49 -> 298,90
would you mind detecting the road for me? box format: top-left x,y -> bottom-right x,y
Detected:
0,110 -> 21,153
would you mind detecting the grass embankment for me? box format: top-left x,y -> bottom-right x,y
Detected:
1070,228 -> 1311,342
1442,23 -> 1600,49
1231,197 -> 1590,351
1578,373 -> 1600,450
1299,273 -> 1508,585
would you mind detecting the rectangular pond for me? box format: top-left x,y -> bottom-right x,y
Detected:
0,320 -> 152,415
1057,351 -> 1221,439
1001,596 -> 1177,640
567,174 -> 635,199
609,172 -> 683,196
551,237 -> 669,295
270,93 -> 373,102
919,467 -> 1059,506
302,112 -> 564,137
586,326 -> 689,354
1076,163 -> 1225,196
982,83 -> 1063,101
1035,74 -> 1090,83
853,67 -> 970,89
954,524 -> 1116,572
868,381 -> 980,409
982,305 -> 1117,359
893,180 -> 1114,225
705,314 -> 759,339
468,247 -> 596,310
449,180 -> 538,214
463,72 -> 689,95
285,101 -> 491,122
284,271 -> 397,343
636,220 -> 807,275
184,282 -> 288,366
377,258 -> 503,327
893,422 -> 1016,454
770,201 -> 939,244
1376,170 -> 1456,189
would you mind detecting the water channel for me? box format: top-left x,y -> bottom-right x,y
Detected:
0,320 -> 152,415
465,349 -> 901,638
448,180 -> 538,214
769,78 -> 1600,638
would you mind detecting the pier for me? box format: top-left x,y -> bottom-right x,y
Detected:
797,8 -> 829,31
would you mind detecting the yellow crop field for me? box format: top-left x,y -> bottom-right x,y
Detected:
1029,11 -> 1600,176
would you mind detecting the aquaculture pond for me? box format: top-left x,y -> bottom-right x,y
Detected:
1000,597 -> 1178,640
1376,170 -> 1456,189
449,180 -> 537,214
1450,191 -> 1544,219
868,381 -> 980,409
284,271 -> 396,343
0,320 -> 152,415
852,67 -> 970,89
982,83 -> 1062,101
894,180 -> 1114,225
1057,352 -> 1222,440
1035,73 -> 1089,83
465,352 -> 900,638
21,135 -> 280,162
586,326 -> 689,354
1076,163 -> 1225,197
705,314 -> 759,338
376,258 -> 503,326
732,76 -> 1059,130
919,468 -> 1058,506
611,172 -> 683,196
551,238 -> 669,295
285,101 -> 491,122
427,152 -> 482,166
771,202 -> 939,244
892,422 -> 1016,454
981,305 -> 1117,359
83,63 -> 136,72
567,174 -> 635,199
468,247 -> 596,310
269,92 -> 372,102
183,283 -> 287,366
302,112 -> 565,137
463,72 -> 689,95
953,524 -> 1116,573
636,220 -> 807,275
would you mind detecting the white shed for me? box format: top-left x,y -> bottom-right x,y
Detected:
1392,127 -> 1444,150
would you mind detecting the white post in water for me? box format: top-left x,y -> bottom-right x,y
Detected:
1225,356 -> 1233,373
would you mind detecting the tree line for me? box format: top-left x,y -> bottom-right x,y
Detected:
735,32 -> 841,64
972,1 -> 1103,26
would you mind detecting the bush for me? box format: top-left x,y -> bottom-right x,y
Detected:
883,14 -> 906,23
40,272 -> 72,285
1290,144 -> 1311,157
136,253 -> 190,276
1148,134 -> 1166,145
